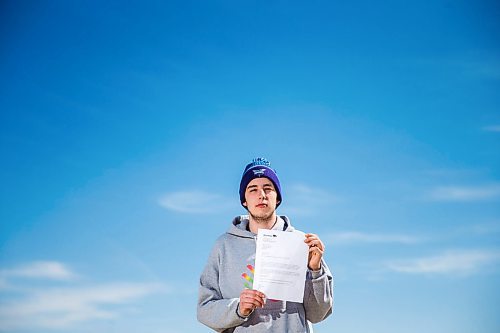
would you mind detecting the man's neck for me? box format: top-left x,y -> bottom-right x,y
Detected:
248,214 -> 277,234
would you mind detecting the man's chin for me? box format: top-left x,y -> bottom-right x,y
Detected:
249,211 -> 275,223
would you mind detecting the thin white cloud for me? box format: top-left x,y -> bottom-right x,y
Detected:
453,221 -> 500,236
0,278 -> 7,290
482,125 -> 500,132
0,282 -> 166,330
281,184 -> 339,216
462,61 -> 500,79
386,249 -> 500,276
468,222 -> 500,235
428,184 -> 500,202
422,168 -> 486,178
0,261 -> 168,331
0,261 -> 77,281
158,190 -> 233,214
326,231 -> 421,245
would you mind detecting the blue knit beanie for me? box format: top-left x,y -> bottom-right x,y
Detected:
239,157 -> 282,208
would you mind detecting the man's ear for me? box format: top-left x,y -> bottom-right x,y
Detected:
243,201 -> 247,207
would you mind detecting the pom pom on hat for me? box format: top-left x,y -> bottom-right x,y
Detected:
239,157 -> 282,208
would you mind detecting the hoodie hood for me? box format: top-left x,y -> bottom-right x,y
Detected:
227,215 -> 295,238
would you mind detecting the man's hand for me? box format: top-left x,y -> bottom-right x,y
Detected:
239,289 -> 266,317
304,233 -> 325,271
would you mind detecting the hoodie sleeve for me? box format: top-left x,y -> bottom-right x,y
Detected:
197,239 -> 247,332
303,259 -> 334,323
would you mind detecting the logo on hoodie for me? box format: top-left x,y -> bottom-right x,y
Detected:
241,263 -> 278,303
241,264 -> 254,289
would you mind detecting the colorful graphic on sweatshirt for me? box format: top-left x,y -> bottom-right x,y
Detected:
241,264 -> 254,289
241,264 -> 279,302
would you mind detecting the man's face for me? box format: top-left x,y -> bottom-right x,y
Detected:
243,177 -> 279,221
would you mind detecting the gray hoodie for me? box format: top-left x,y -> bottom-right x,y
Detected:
197,215 -> 333,332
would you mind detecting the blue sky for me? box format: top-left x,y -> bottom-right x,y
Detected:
1,1 -> 499,332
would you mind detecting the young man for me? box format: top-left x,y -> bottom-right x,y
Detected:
197,158 -> 333,332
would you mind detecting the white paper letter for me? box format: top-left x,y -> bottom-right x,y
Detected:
253,229 -> 309,303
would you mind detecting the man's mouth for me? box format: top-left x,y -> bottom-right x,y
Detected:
256,203 -> 267,208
